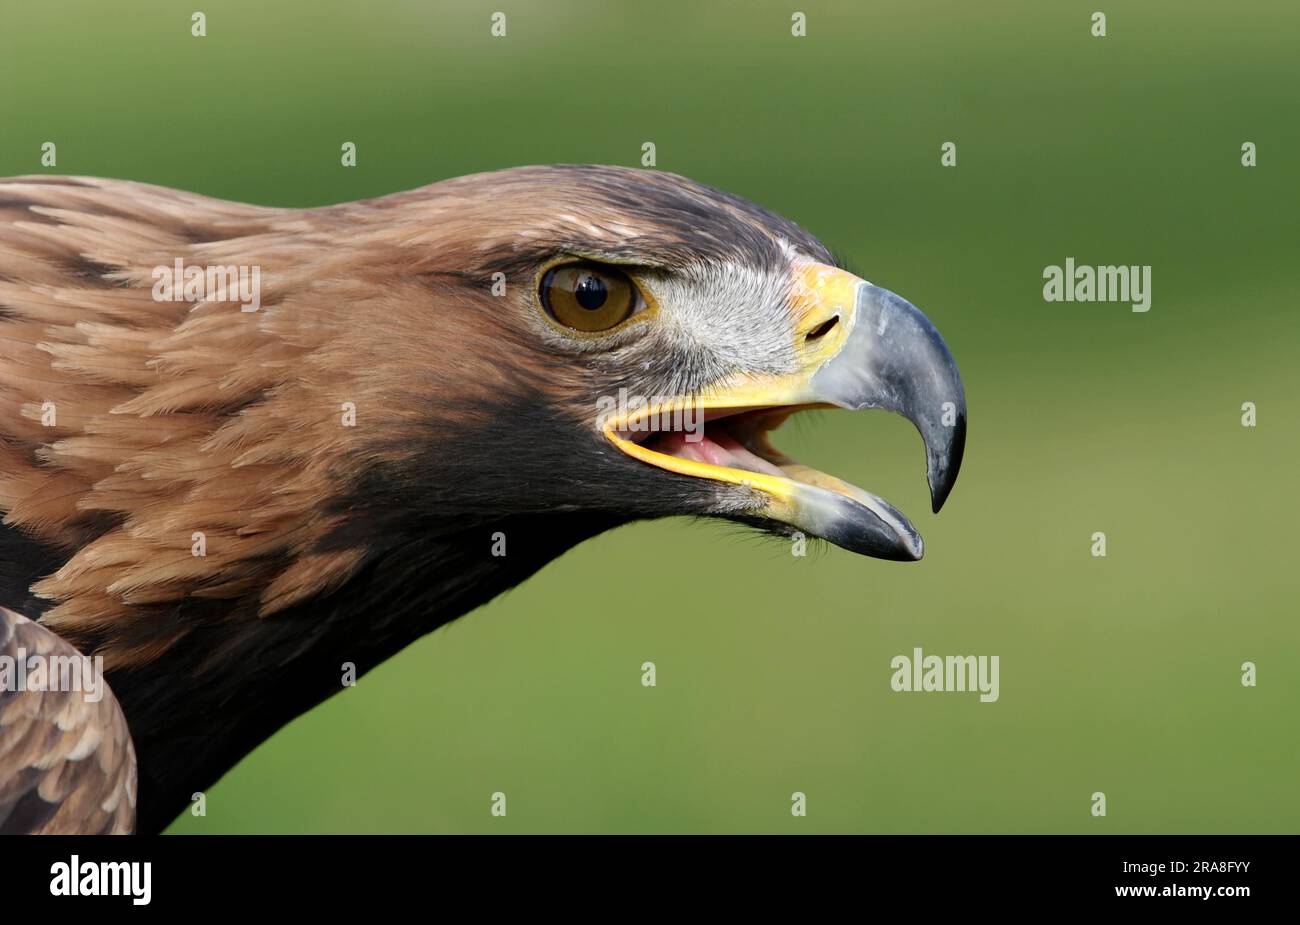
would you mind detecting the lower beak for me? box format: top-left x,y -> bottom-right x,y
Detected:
604,266 -> 967,561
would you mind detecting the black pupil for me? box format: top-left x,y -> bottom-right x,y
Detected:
574,273 -> 608,310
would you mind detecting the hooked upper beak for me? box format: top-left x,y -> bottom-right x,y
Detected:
603,263 -> 967,561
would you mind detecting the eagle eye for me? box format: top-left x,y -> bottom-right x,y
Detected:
539,263 -> 640,333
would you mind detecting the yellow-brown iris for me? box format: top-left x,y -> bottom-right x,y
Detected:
539,263 -> 639,332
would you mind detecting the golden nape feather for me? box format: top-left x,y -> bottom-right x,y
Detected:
0,176 -> 420,666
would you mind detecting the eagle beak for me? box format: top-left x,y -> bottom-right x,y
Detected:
603,264 -> 966,561
807,272 -> 967,515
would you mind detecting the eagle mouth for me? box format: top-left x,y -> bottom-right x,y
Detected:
606,404 -> 927,561
627,407 -> 798,481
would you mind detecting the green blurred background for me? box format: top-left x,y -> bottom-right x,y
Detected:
2,0 -> 1296,833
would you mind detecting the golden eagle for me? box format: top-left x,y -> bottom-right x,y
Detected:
0,167 -> 965,833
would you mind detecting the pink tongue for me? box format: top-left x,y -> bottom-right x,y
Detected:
654,429 -> 785,477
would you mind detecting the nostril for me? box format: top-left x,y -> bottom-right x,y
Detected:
806,315 -> 840,342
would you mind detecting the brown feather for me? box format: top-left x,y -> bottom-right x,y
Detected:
0,605 -> 136,834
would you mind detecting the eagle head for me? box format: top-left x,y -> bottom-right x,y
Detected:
366,165 -> 966,562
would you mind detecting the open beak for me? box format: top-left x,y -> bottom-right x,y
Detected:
603,264 -> 967,560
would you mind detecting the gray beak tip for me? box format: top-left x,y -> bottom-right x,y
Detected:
928,410 -> 966,514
